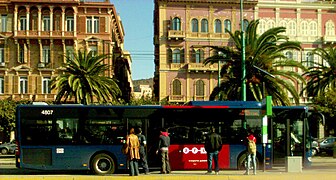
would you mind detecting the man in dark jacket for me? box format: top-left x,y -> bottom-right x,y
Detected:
156,128 -> 171,174
204,126 -> 222,175
136,127 -> 149,174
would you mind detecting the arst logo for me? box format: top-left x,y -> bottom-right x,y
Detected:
182,147 -> 207,154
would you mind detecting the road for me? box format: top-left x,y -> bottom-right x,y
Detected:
0,155 -> 336,179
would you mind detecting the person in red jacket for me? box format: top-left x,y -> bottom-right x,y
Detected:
245,129 -> 257,175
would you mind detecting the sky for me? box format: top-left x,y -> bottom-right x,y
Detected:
112,0 -> 154,80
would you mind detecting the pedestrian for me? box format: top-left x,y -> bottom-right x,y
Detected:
156,128 -> 171,174
125,128 -> 140,176
204,126 -> 222,175
245,129 -> 257,175
136,127 -> 150,174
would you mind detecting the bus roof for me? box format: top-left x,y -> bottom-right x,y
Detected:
186,101 -> 261,109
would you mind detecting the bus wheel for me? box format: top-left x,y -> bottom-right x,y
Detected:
91,153 -> 116,175
237,154 -> 260,170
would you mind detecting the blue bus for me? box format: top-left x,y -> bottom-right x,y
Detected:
15,101 -> 311,174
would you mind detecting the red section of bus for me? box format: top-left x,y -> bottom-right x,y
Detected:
169,144 -> 230,170
163,106 -> 229,109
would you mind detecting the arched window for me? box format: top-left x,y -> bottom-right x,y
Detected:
172,49 -> 181,63
191,18 -> 198,32
172,79 -> 181,95
201,19 -> 208,33
279,20 -> 287,35
224,19 -> 231,33
301,21 -> 308,36
258,20 -> 266,34
288,21 -> 296,36
326,20 -> 335,36
214,19 -> 221,33
172,17 -> 181,31
195,80 -> 204,96
243,19 -> 249,31
310,22 -> 317,36
195,49 -> 204,63
267,20 -> 275,30
285,51 -> 293,59
306,52 -> 314,67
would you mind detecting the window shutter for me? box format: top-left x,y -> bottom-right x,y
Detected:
13,76 -> 18,94
167,49 -> 172,63
28,76 -> 34,94
181,49 -> 185,63
4,75 -> 10,94
24,44 -> 28,63
37,76 -> 42,94
79,16 -> 86,33
100,17 -> 105,33
7,14 -> 12,32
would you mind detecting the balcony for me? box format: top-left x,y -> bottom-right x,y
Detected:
322,35 -> 336,42
187,63 -> 217,72
168,30 -> 185,40
15,30 -> 76,39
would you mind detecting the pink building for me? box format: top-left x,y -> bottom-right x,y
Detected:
154,0 -> 334,104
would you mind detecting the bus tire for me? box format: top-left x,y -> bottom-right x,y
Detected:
1,148 -> 8,155
91,153 -> 116,175
237,153 -> 260,170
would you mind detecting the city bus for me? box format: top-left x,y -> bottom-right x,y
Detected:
15,101 -> 311,174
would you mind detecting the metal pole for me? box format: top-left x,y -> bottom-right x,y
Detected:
240,0 -> 246,101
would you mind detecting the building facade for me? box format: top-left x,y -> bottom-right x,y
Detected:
0,0 -> 131,102
153,0 -> 334,104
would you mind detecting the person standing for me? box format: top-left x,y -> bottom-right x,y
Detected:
125,128 -> 140,176
204,126 -> 222,175
136,127 -> 150,174
156,128 -> 171,174
245,129 -> 257,175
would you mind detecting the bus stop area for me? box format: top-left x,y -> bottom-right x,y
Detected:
0,156 -> 336,180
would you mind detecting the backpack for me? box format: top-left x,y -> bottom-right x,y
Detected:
248,139 -> 256,154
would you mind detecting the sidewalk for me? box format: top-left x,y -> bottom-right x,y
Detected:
0,156 -> 335,180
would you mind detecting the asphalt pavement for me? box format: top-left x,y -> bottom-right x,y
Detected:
0,155 -> 336,179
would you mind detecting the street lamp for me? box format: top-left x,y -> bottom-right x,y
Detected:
240,0 -> 246,101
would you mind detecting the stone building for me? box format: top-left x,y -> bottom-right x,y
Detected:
0,0 -> 131,102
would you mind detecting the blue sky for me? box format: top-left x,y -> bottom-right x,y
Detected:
113,0 -> 154,80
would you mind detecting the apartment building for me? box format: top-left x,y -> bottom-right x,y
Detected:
153,0 -> 334,104
0,0 -> 131,102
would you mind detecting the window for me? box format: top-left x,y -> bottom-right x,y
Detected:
258,20 -> 266,34
19,77 -> 28,94
191,18 -> 198,32
243,19 -> 249,31
172,17 -> 181,31
31,14 -> 38,31
214,19 -> 221,33
0,46 -> 4,63
86,17 -> 99,33
195,49 -> 203,63
224,19 -> 231,33
66,46 -> 74,60
20,16 -> 27,30
172,79 -> 181,95
172,49 -> 181,63
195,80 -> 204,96
201,19 -> 208,33
54,15 -> 61,31
310,22 -> 317,36
306,52 -> 314,67
1,15 -> 7,32
0,77 -> 3,94
43,16 -> 50,31
285,51 -> 293,59
19,44 -> 25,63
301,21 -> 308,36
89,45 -> 97,57
267,20 -> 275,30
42,46 -> 50,64
66,16 -> 74,32
326,21 -> 335,36
288,21 -> 296,36
42,77 -> 51,94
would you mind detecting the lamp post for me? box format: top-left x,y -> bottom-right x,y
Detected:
240,0 -> 246,101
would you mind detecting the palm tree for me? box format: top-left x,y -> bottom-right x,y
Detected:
302,46 -> 336,97
205,20 -> 306,105
50,49 -> 122,105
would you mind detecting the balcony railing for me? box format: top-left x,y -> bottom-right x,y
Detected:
168,30 -> 185,40
187,63 -> 217,72
169,95 -> 185,102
